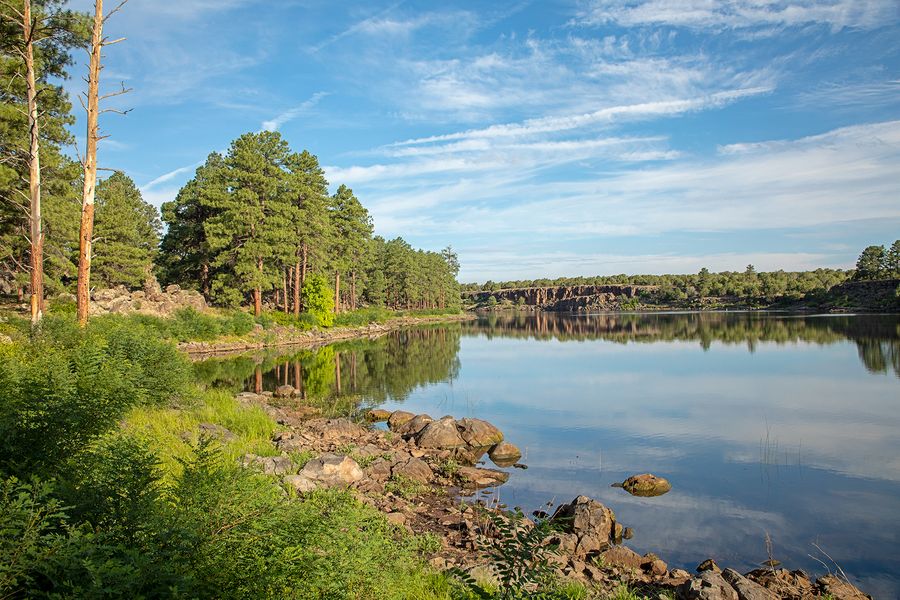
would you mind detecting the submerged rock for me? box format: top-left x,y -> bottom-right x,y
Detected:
613,473 -> 672,497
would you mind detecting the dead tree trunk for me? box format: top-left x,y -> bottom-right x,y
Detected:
76,0 -> 130,326
20,0 -> 44,325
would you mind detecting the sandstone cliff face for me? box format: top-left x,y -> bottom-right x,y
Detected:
463,285 -> 656,311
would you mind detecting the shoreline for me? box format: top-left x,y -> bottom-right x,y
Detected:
179,312 -> 476,357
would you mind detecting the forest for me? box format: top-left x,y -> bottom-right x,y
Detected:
0,1 -> 460,329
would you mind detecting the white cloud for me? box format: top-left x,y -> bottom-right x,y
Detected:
577,0 -> 899,31
140,162 -> 202,192
260,92 -> 330,132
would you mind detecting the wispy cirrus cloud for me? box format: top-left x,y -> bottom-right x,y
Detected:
575,0 -> 899,31
261,92 -> 330,132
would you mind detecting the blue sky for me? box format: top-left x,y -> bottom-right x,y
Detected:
64,0 -> 900,282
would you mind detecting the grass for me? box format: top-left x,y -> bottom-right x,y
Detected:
385,474 -> 429,499
123,388 -> 279,480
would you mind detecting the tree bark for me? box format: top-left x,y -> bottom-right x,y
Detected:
350,270 -> 356,311
253,257 -> 263,316
293,260 -> 301,315
201,261 -> 210,297
282,269 -> 288,313
334,271 -> 340,314
76,0 -> 105,327
22,0 -> 44,326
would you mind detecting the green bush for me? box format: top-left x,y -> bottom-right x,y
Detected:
302,274 -> 335,327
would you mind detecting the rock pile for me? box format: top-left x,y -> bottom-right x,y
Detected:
89,282 -> 207,317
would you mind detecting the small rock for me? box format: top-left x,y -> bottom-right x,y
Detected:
197,423 -> 237,442
678,571 -> 738,600
601,546 -> 644,570
365,408 -> 392,422
697,559 -> 722,573
623,527 -> 634,540
456,466 -> 509,488
488,441 -> 522,465
648,558 -> 668,577
392,456 -> 434,484
385,512 -> 407,526
815,574 -> 870,600
672,569 -> 693,580
387,411 -> 415,431
721,568 -> 778,600
274,384 -> 296,398
395,414 -> 434,438
616,473 -> 672,497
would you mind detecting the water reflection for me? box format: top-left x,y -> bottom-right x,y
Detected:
197,313 -> 900,598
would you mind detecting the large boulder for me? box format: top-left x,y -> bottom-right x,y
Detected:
274,385 -> 295,398
549,496 -> 617,557
456,418 -> 503,447
678,571 -> 738,600
416,416 -> 467,449
392,456 -> 434,484
284,453 -> 364,493
599,546 -> 643,570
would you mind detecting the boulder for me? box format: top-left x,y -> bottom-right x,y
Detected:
721,569 -> 778,600
456,466 -> 509,488
456,418 -> 503,447
697,559 -> 722,573
285,453 -> 364,492
745,569 -> 815,599
365,408 -> 392,422
549,496 -> 617,557
648,558 -> 668,577
274,384 -> 295,398
616,473 -> 672,497
452,445 -> 490,466
395,414 -> 434,438
416,416 -> 467,449
488,441 -> 521,466
306,418 -> 365,441
387,411 -> 416,431
678,571 -> 738,600
600,546 -> 643,570
392,456 -> 434,484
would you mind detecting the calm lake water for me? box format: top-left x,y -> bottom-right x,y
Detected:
201,312 -> 900,598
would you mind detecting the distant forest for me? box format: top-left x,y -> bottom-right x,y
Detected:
462,241 -> 900,303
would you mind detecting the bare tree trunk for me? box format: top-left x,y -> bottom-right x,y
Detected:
293,260 -> 301,315
334,271 -> 340,314
21,0 -> 44,326
76,1 -> 105,326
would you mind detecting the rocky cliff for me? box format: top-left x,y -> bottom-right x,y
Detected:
462,285 -> 656,311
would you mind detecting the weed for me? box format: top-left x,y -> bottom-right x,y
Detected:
385,474 -> 428,499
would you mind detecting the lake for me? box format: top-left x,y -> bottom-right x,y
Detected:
200,312 -> 900,598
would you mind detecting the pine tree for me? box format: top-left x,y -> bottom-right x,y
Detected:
855,245 -> 886,280
885,240 -> 900,278
92,172 -> 160,289
287,150 -> 331,314
328,184 -> 372,313
204,131 -> 296,314
158,153 -> 225,296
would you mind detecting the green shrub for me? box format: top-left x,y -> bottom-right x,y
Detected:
302,274 -> 335,327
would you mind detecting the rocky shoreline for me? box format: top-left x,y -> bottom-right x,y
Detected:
211,389 -> 871,600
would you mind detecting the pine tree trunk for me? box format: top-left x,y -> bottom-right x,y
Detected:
293,260 -> 301,315
334,271 -> 341,314
300,244 -> 308,311
254,257 -> 263,316
201,262 -> 210,297
23,0 -> 44,326
351,271 -> 356,311
77,0 -> 104,327
282,269 -> 288,313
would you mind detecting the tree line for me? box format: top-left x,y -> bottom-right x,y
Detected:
854,240 -> 900,281
157,132 -> 461,318
1,1 -> 460,326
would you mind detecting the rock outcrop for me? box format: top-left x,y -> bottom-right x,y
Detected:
89,282 -> 207,317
